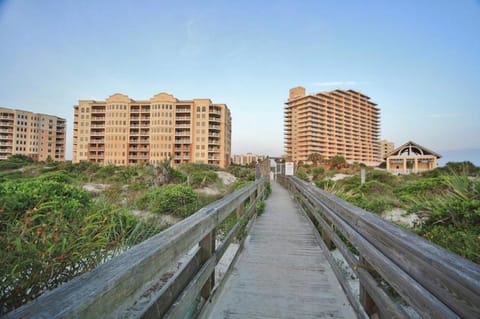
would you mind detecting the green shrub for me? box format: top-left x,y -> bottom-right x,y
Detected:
135,184 -> 198,217
0,154 -> 33,170
296,166 -> 309,181
227,164 -> 255,180
0,179 -> 159,313
312,167 -> 325,179
189,170 -> 219,187
409,173 -> 480,263
179,163 -> 219,173
216,213 -> 238,240
231,180 -> 252,191
264,181 -> 272,198
255,200 -> 266,215
37,171 -> 74,184
419,225 -> 479,264
315,179 -> 334,189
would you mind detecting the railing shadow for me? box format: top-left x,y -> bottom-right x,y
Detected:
278,175 -> 480,319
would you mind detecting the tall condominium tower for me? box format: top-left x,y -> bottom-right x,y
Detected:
0,107 -> 66,161
73,92 -> 231,168
284,87 -> 380,165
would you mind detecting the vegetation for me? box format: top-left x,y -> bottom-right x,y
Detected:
297,155 -> 480,264
0,178 -> 159,313
0,156 -> 256,313
135,184 -> 199,218
227,164 -> 256,181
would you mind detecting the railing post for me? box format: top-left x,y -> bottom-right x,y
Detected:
236,202 -> 244,218
257,183 -> 263,200
359,256 -> 377,317
200,230 -> 215,299
321,223 -> 334,250
250,190 -> 256,206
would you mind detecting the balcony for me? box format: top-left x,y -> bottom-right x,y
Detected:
209,109 -> 221,115
91,107 -> 105,114
89,154 -> 104,160
129,154 -> 149,160
0,121 -> 14,127
175,139 -> 191,144
208,140 -> 220,145
209,117 -> 221,123
129,146 -> 149,151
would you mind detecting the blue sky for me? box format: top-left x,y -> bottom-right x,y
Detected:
1,0 -> 479,164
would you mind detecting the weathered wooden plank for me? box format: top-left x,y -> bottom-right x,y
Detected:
163,258 -> 216,319
296,200 -> 368,319
136,248 -> 202,319
293,177 -> 480,318
296,189 -> 358,273
205,181 -> 356,319
200,231 -> 215,299
6,178 -> 266,319
357,269 -> 410,319
290,177 -> 460,318
359,256 -> 377,317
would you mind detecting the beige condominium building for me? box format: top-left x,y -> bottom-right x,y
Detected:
0,107 -> 66,161
285,87 -> 380,166
380,139 -> 395,160
73,92 -> 231,168
232,153 -> 267,166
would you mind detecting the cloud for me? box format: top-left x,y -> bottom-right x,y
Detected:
312,81 -> 365,87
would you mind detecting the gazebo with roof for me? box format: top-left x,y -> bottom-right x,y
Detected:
385,141 -> 441,174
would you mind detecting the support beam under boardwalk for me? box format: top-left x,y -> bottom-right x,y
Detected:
202,182 -> 355,319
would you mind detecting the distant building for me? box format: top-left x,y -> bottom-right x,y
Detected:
385,141 -> 441,174
380,140 -> 395,160
73,92 -> 231,168
0,107 -> 66,161
284,87 -> 381,166
232,153 -> 266,166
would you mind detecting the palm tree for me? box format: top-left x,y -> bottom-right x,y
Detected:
307,152 -> 323,166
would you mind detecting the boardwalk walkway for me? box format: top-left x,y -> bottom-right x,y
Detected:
204,181 -> 355,318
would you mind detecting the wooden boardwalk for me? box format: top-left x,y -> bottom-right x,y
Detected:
203,181 -> 355,319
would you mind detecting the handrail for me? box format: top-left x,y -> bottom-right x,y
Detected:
278,175 -> 480,319
6,178 -> 267,319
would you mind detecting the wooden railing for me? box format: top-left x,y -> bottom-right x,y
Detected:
6,178 -> 268,319
278,175 -> 480,319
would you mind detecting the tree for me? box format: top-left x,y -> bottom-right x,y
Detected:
328,155 -> 347,170
307,153 -> 323,166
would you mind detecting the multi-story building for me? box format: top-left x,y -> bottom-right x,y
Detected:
284,87 -> 380,166
73,92 -> 231,168
380,140 -> 395,160
0,107 -> 66,161
232,153 -> 267,166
